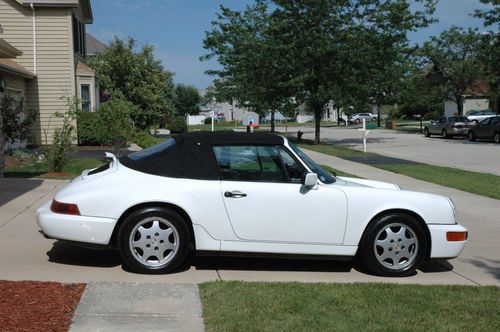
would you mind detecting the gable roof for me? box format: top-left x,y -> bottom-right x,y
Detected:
86,33 -> 106,56
16,0 -> 93,23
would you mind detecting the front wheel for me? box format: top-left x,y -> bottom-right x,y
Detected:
355,118 -> 360,124
423,128 -> 430,137
494,132 -> 500,144
442,129 -> 448,139
468,131 -> 475,142
359,213 -> 427,277
118,207 -> 190,274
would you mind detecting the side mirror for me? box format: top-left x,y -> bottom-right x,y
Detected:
302,172 -> 318,187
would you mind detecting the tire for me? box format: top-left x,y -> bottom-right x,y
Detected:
472,120 -> 479,125
355,118 -> 360,124
423,128 -> 430,137
371,117 -> 377,122
441,129 -> 448,139
468,131 -> 475,142
359,213 -> 427,277
118,207 -> 190,274
494,132 -> 500,144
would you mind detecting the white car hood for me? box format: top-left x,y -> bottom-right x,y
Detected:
334,176 -> 400,190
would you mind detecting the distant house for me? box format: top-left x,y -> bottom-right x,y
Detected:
199,87 -> 248,122
0,0 -> 98,144
444,82 -> 491,117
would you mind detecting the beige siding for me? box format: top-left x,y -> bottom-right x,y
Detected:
0,0 -> 34,72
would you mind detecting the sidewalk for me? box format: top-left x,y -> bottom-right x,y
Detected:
70,282 -> 204,332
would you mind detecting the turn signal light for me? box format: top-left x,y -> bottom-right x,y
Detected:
50,200 -> 81,215
446,231 -> 468,241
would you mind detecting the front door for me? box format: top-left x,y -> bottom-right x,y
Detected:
213,145 -> 348,244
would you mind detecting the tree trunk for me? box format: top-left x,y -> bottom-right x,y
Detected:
457,95 -> 463,115
314,107 -> 321,144
376,102 -> 381,127
270,109 -> 275,133
337,107 -> 340,126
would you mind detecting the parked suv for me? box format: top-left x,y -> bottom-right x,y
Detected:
349,113 -> 377,124
424,116 -> 471,139
466,110 -> 496,125
468,116 -> 500,143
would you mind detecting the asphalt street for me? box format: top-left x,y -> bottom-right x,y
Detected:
279,125 -> 500,176
0,147 -> 498,285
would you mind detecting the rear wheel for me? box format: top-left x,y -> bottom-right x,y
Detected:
355,118 -> 360,124
468,131 -> 475,142
423,128 -> 430,137
371,117 -> 377,122
359,213 -> 427,277
118,207 -> 190,274
442,129 -> 448,139
494,132 -> 500,144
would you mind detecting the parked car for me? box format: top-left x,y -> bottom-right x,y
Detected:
465,110 -> 496,125
468,116 -> 500,143
349,113 -> 377,124
37,132 -> 467,277
423,116 -> 472,138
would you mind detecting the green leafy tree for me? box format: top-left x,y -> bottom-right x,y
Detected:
203,1 -> 296,132
420,27 -> 488,115
173,84 -> 202,116
473,0 -> 499,28
89,37 -> 175,129
96,98 -> 136,154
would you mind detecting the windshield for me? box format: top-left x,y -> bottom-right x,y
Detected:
127,138 -> 175,161
288,142 -> 335,184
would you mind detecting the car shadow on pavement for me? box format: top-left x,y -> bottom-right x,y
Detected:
192,256 -> 357,273
0,178 -> 44,207
47,241 -> 121,268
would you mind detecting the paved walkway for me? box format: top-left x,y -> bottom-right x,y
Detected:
71,283 -> 204,332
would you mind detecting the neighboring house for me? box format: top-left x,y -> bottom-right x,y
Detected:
444,82 -> 490,117
0,0 -> 98,144
199,87 -> 247,122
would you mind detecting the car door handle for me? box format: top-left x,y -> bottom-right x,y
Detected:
224,191 -> 247,198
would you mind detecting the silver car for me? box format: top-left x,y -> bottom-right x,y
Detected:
424,116 -> 472,139
349,113 -> 377,124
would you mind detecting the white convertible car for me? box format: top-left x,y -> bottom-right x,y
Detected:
37,132 -> 467,276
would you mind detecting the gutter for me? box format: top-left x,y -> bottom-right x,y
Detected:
30,3 -> 37,75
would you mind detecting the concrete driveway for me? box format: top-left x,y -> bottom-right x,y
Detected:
281,125 -> 500,176
0,151 -> 498,285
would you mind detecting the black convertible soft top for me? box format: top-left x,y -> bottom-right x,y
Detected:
120,131 -> 285,180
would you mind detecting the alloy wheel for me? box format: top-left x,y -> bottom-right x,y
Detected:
373,223 -> 418,271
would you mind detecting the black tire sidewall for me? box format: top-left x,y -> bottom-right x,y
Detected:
442,129 -> 447,139
359,213 -> 427,277
494,133 -> 500,144
468,131 -> 475,141
424,128 -> 429,137
118,207 -> 190,274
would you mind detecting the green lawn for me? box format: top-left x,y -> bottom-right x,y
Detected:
200,281 -> 500,332
298,142 -> 500,200
188,121 -> 239,132
5,158 -> 105,179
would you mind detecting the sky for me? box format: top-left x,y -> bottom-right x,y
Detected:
87,0 -> 496,89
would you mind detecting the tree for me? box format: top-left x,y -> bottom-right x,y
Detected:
96,98 -> 136,154
420,27 -> 487,115
202,1 -> 296,132
473,0 -> 500,28
173,84 -> 202,116
89,37 -> 175,129
0,94 -> 36,149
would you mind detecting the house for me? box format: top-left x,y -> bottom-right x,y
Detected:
0,0 -> 98,144
444,83 -> 491,117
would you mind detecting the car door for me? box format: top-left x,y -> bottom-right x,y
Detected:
476,118 -> 492,138
213,145 -> 348,245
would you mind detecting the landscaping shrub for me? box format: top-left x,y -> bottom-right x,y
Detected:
204,117 -> 212,125
76,111 -> 102,145
167,116 -> 187,134
134,131 -> 164,149
47,111 -> 75,172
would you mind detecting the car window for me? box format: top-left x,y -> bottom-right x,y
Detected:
439,117 -> 447,123
213,145 -> 288,183
450,117 -> 468,123
480,118 -> 492,126
288,142 -> 336,184
277,147 -> 307,184
127,138 -> 175,161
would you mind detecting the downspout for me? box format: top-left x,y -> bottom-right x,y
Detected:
30,3 -> 37,74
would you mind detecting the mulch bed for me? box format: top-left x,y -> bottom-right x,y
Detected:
0,280 -> 85,332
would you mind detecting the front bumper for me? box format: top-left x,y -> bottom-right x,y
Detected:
428,224 -> 468,258
36,200 -> 117,245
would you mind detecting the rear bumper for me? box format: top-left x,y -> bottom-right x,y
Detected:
36,200 -> 117,245
428,224 -> 467,258
450,128 -> 469,136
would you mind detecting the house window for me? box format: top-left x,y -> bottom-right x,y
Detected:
80,84 -> 90,111
72,15 -> 86,57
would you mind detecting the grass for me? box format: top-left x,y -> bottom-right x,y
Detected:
200,281 -> 500,332
320,164 -> 362,178
134,131 -> 165,148
188,121 -> 239,132
297,141 -> 500,200
374,163 -> 500,200
5,158 -> 105,179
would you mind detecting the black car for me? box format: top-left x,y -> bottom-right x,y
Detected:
468,116 -> 500,143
